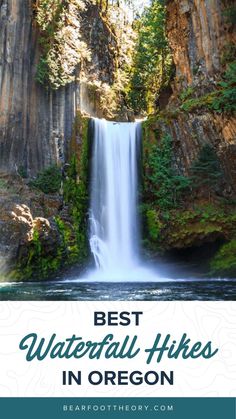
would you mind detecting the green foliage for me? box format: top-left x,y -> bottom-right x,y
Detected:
166,205 -> 236,248
211,62 -> 236,113
63,116 -> 90,263
143,201 -> 236,253
210,239 -> 236,277
29,165 -> 62,194
179,62 -> 236,114
190,144 -> 223,192
17,116 -> 90,280
221,43 -> 236,66
144,133 -> 191,211
127,0 -> 173,114
54,216 -> 81,264
146,209 -> 162,241
35,56 -> 49,86
18,166 -> 27,179
180,91 -> 217,112
63,157 -> 89,263
223,6 -> 236,25
0,179 -> 8,189
180,86 -> 195,102
34,0 -> 90,89
21,229 -> 61,280
142,129 -> 192,248
141,119 -> 236,253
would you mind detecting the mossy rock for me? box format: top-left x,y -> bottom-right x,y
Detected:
210,239 -> 236,277
144,204 -> 236,251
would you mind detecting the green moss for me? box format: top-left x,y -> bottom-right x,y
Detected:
143,202 -> 236,254
54,216 -> 81,265
18,166 -> 28,179
17,229 -> 62,280
146,209 -> 162,241
179,62 -> 236,114
210,240 -> 236,277
221,43 -> 236,66
12,113 -> 90,281
180,91 -> 217,112
63,113 -> 90,264
0,179 -> 8,189
179,86 -> 195,101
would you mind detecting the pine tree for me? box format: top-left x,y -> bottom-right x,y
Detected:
190,144 -> 223,194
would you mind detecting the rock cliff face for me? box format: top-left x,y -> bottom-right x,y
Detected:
143,0 -> 236,267
158,112 -> 236,194
0,0 -> 235,279
1,0 -> 234,177
0,0 -> 119,280
164,0 -> 236,192
0,0 -> 79,176
0,0 -> 118,176
166,0 -> 236,88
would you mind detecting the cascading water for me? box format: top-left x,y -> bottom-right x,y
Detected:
88,118 -> 155,281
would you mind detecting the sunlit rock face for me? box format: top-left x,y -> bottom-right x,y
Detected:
164,0 -> 236,192
166,0 -> 236,87
0,1 -> 120,176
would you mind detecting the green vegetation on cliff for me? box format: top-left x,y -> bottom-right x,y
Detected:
63,153 -> 89,264
62,113 -> 90,263
34,0 -> 90,89
142,119 -> 236,276
179,61 -> 236,114
210,240 -> 236,277
18,228 -> 62,280
14,113 -> 90,280
29,165 -> 62,193
190,145 -> 223,197
142,130 -> 190,210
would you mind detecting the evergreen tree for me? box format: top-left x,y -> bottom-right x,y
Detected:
127,0 -> 173,114
190,144 -> 223,193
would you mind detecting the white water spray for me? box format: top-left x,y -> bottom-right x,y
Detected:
88,118 -> 155,281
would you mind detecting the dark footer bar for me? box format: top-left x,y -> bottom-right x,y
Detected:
0,397 -> 235,419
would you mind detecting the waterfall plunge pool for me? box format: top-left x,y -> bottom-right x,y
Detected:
0,119 -> 235,300
0,278 -> 235,300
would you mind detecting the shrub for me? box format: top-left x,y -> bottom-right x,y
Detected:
145,134 -> 191,210
190,144 -> 223,193
30,165 -> 62,194
210,239 -> 236,277
211,62 -> 236,113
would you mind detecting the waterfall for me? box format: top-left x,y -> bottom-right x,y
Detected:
88,118 -> 154,281
89,118 -> 140,276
